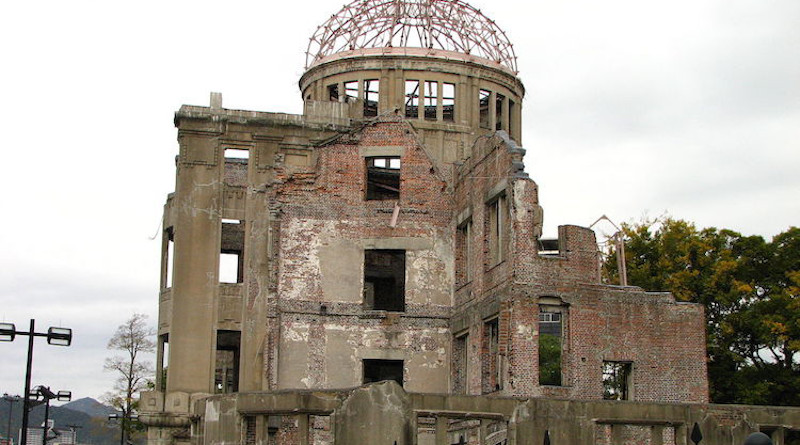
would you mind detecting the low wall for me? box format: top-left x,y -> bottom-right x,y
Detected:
145,383 -> 800,445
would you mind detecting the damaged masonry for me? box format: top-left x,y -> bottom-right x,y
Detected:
139,0 -> 800,444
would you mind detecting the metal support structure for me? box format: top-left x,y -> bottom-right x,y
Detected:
0,320 -> 73,445
590,215 -> 628,286
306,0 -> 518,72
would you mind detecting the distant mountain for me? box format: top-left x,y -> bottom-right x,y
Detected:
61,398 -> 116,418
0,397 -> 123,445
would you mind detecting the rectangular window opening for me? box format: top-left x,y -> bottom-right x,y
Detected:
404,80 -> 420,118
165,227 -> 174,289
424,81 -> 438,120
456,219 -> 473,286
538,310 -> 562,386
364,79 -> 379,117
225,148 -> 249,160
495,93 -> 505,131
220,221 -> 244,284
602,361 -> 632,400
442,82 -> 455,122
366,156 -> 400,200
453,333 -> 469,394
785,429 -> 800,445
482,318 -> 502,393
479,89 -> 491,129
158,334 -> 169,392
344,81 -> 359,102
215,330 -> 240,394
363,359 -> 403,387
328,84 -> 340,102
364,249 -> 405,312
487,194 -> 507,268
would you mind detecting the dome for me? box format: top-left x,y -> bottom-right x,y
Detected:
306,0 -> 518,73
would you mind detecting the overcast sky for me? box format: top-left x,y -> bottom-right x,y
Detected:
0,0 -> 797,402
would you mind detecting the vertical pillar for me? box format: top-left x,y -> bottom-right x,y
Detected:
167,128 -> 222,400
488,91 -> 497,131
501,96 -> 509,132
435,416 -> 448,445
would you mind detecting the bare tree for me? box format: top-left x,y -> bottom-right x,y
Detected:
103,313 -> 155,445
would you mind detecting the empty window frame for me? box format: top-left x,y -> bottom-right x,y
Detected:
363,359 -> 404,387
424,81 -> 438,120
157,334 -> 169,392
538,310 -> 562,386
344,81 -> 359,102
365,156 -> 401,200
215,330 -> 241,394
785,429 -> 800,445
479,89 -> 491,128
456,219 -> 473,286
602,361 -> 632,400
328,84 -> 340,102
486,194 -> 507,268
482,318 -> 502,393
225,148 -> 249,160
495,93 -> 505,131
163,227 -> 174,289
442,82 -> 455,121
364,79 -> 379,117
405,80 -> 420,118
364,249 -> 406,311
452,333 -> 469,394
219,220 -> 244,284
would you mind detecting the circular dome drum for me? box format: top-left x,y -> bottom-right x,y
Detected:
306,0 -> 518,73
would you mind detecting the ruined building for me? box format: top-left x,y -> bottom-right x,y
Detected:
139,0 -> 800,444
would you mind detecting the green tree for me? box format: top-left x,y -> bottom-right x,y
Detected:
604,219 -> 800,405
103,314 -> 155,444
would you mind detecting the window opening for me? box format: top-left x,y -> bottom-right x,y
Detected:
602,361 -> 632,400
456,219 -> 473,286
453,333 -> 469,394
364,249 -> 405,311
424,81 -> 438,120
164,227 -> 174,289
225,148 -> 249,160
785,429 -> 800,445
482,318 -> 502,393
538,310 -> 562,386
344,81 -> 359,102
487,194 -> 507,267
363,359 -> 404,387
495,93 -> 505,131
366,156 -> 400,200
479,89 -> 491,128
215,330 -> 240,393
157,334 -> 169,391
328,84 -> 340,102
442,82 -> 455,121
220,220 -> 244,283
404,80 -> 420,118
364,79 -> 379,117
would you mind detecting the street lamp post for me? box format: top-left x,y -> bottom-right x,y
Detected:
2,394 -> 21,445
108,412 -> 137,445
0,320 -> 72,445
27,387 -> 71,445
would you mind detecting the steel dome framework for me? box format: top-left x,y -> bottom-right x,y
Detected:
306,0 -> 518,73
